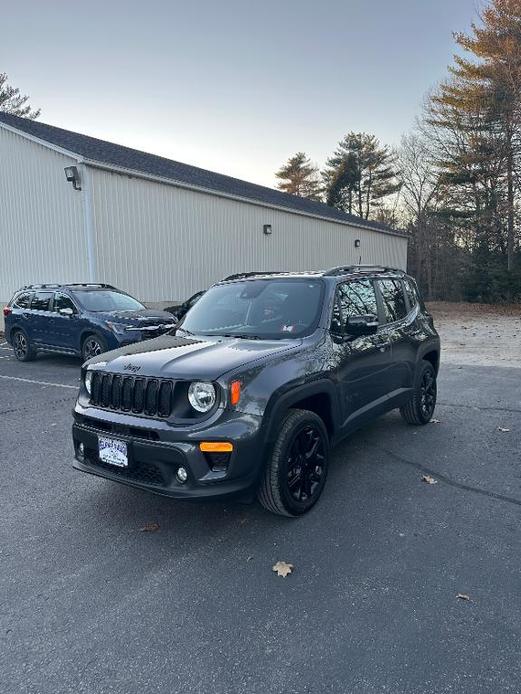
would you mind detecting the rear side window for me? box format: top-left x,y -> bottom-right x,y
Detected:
53,292 -> 77,313
13,291 -> 33,309
331,279 -> 378,333
377,279 -> 408,323
403,277 -> 419,310
31,292 -> 53,311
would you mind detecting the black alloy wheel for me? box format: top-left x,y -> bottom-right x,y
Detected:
258,408 -> 330,516
286,424 -> 326,503
13,330 -> 35,362
82,335 -> 106,361
400,360 -> 437,425
419,366 -> 437,420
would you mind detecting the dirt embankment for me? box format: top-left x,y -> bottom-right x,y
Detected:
427,302 -> 521,367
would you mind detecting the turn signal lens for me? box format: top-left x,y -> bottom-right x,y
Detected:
230,380 -> 241,406
199,442 -> 234,453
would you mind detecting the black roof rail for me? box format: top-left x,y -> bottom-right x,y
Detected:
323,265 -> 405,277
21,283 -> 61,290
65,283 -> 117,289
222,271 -> 286,281
21,282 -> 117,290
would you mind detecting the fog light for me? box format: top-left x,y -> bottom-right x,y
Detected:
176,466 -> 188,483
78,442 -> 85,459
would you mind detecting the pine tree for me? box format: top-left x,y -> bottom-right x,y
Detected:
323,132 -> 400,219
0,72 -> 41,119
275,152 -> 323,201
433,0 -> 521,272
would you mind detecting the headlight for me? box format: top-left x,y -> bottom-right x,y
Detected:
85,370 -> 93,395
188,382 -> 216,413
106,321 -> 131,335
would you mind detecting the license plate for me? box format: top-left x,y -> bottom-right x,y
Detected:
98,436 -> 128,468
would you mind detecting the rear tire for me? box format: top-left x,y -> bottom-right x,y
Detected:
81,334 -> 107,362
257,409 -> 329,517
400,360 -> 437,425
12,329 -> 35,362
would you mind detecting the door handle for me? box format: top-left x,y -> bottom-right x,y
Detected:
22,312 -> 30,319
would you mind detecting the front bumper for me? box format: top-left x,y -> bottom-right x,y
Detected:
72,407 -> 265,501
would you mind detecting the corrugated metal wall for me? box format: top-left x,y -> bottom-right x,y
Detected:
0,128 -> 87,303
90,167 -> 407,302
0,129 -> 407,318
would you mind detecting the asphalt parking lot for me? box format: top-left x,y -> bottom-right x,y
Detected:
1,340 -> 520,694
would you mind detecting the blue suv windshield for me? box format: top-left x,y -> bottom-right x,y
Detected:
181,278 -> 324,339
74,290 -> 145,312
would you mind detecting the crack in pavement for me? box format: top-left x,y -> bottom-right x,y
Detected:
0,395 -> 74,416
368,443 -> 521,508
438,401 -> 521,414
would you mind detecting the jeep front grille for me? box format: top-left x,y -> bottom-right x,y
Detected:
90,372 -> 174,418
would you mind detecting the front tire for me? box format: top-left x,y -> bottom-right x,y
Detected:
81,334 -> 107,362
257,409 -> 329,517
12,329 -> 35,361
400,360 -> 437,425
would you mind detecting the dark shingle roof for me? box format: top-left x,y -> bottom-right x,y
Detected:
0,112 -> 404,236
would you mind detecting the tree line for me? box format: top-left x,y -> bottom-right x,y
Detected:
275,0 -> 521,303
2,2 -> 519,302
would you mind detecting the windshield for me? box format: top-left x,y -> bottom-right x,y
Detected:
75,290 -> 145,312
180,278 -> 324,339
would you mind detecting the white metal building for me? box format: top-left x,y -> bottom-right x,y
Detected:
0,113 -> 407,316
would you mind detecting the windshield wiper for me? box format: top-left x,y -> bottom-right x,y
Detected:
220,333 -> 263,340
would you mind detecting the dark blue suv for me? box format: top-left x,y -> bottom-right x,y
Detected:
3,283 -> 176,362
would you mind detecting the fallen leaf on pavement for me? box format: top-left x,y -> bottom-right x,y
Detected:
140,522 -> 160,532
272,561 -> 294,578
497,427 -> 510,433
422,475 -> 438,485
429,418 -> 441,424
456,593 -> 470,601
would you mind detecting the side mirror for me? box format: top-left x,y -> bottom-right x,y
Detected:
346,314 -> 378,337
59,307 -> 74,317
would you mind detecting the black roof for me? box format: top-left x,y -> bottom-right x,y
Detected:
0,112 -> 404,237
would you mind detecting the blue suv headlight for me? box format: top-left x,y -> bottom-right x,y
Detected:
106,321 -> 135,335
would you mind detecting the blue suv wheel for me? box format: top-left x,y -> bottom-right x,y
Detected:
12,329 -> 35,362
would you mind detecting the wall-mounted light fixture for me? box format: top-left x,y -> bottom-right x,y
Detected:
263,224 -> 272,235
64,165 -> 81,191
354,239 -> 361,248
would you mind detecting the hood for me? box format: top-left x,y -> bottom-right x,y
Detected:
86,333 -> 301,380
93,308 -> 176,328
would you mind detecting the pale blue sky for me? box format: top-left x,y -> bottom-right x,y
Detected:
3,0 -> 480,186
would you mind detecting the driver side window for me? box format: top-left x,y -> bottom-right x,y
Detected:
331,279 -> 378,334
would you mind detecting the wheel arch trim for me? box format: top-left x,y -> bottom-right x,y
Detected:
262,379 -> 338,445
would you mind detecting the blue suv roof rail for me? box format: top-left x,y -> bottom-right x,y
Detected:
222,271 -> 286,281
65,283 -> 117,289
21,283 -> 117,290
323,265 -> 405,277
